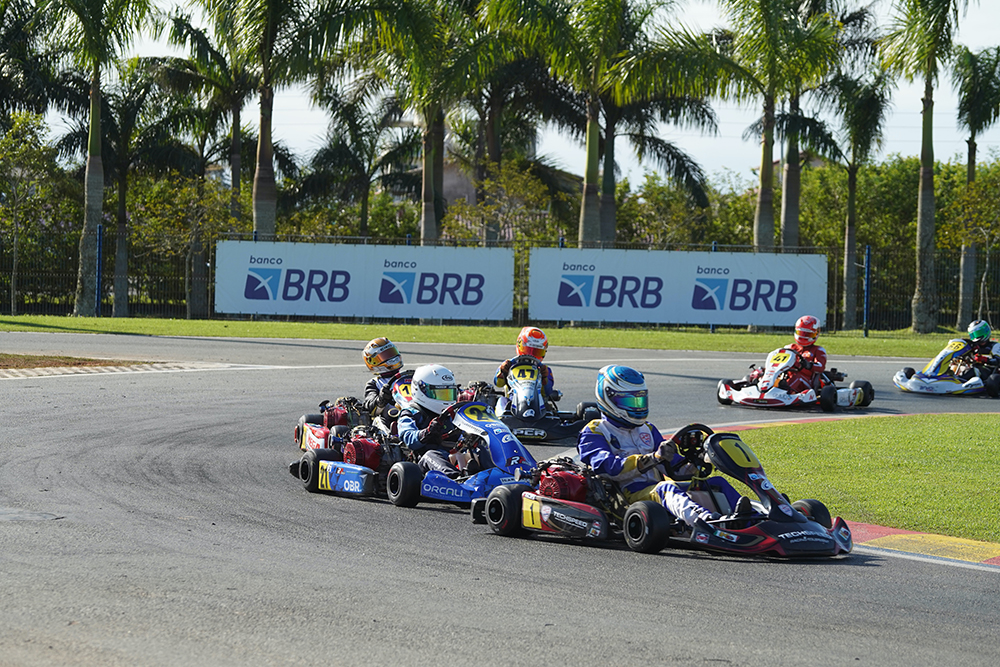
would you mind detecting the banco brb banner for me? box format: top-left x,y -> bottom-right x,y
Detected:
215,241 -> 514,319
528,248 -> 827,326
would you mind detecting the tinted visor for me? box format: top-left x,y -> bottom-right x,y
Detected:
421,384 -> 457,402
607,388 -> 647,412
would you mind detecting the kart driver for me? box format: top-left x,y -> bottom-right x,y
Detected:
577,365 -> 750,529
361,337 -> 404,414
494,326 -> 560,401
946,320 -> 1000,379
784,315 -> 828,393
397,364 -> 488,477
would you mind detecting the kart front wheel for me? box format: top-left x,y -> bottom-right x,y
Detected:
986,373 -> 1000,398
716,380 -> 733,405
299,449 -> 342,493
850,380 -> 875,407
819,385 -> 838,413
792,499 -> 832,529
576,401 -> 600,422
902,367 -> 916,379
623,501 -> 671,554
485,484 -> 531,537
386,462 -> 422,507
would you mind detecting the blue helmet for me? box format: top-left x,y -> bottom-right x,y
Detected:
595,365 -> 649,426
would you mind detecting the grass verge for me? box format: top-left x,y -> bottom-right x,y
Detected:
735,414 -> 1000,543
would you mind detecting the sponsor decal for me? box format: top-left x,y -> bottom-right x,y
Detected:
748,473 -> 761,481
777,529 -> 828,540
558,273 -> 663,309
541,505 -> 552,522
692,278 -> 728,310
379,271 -> 485,306
379,272 -> 413,304
245,268 -> 282,300
838,526 -> 851,541
779,504 -> 794,516
695,532 -> 710,545
558,274 -> 594,307
640,432 -> 652,447
423,484 -> 463,498
587,521 -> 603,538
760,479 -> 774,491
552,511 -> 589,530
501,434 -> 515,443
714,530 -> 739,543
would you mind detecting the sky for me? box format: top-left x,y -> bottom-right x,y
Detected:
111,1 -> 1000,187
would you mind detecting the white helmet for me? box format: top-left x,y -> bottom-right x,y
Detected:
411,364 -> 458,415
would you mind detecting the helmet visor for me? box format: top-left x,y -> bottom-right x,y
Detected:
606,388 -> 648,413
420,384 -> 457,402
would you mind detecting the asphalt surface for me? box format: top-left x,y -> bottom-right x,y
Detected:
2,332 -> 999,666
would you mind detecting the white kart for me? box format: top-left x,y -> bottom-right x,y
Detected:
717,347 -> 873,412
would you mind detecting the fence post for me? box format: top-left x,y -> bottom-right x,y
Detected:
96,224 -> 103,317
863,244 -> 871,338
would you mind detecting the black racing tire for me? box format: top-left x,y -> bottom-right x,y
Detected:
850,380 -> 875,407
716,380 -> 733,405
299,449 -> 342,493
902,367 -> 916,379
623,501 -> 672,554
819,385 -> 838,413
485,484 -> 531,537
576,401 -> 600,421
986,373 -> 1000,398
386,461 -> 422,507
792,499 -> 832,529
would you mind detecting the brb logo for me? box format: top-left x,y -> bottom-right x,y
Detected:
557,265 -> 662,309
692,267 -> 798,312
378,260 -> 485,305
243,257 -> 350,302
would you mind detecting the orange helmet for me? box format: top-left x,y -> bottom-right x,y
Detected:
516,326 -> 548,360
794,315 -> 820,346
363,337 -> 402,376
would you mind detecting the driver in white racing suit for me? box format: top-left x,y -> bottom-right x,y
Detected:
577,365 -> 749,528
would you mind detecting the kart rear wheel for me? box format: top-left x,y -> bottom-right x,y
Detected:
623,501 -> 671,554
792,499 -> 832,529
299,449 -> 342,493
576,401 -> 600,422
716,380 -> 733,405
850,380 -> 875,407
986,373 -> 1000,398
386,461 -> 422,507
485,484 -> 531,537
819,385 -> 838,413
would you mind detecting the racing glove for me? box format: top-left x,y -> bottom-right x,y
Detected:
418,417 -> 446,442
636,453 -> 660,473
655,441 -> 678,462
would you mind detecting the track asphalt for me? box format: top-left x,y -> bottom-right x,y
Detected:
721,413 -> 1000,569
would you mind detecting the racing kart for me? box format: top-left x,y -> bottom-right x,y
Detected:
892,339 -> 1000,396
717,347 -> 873,412
289,400 -> 538,508
463,355 -> 600,444
477,423 -> 853,558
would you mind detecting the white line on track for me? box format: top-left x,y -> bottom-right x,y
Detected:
853,545 -> 1000,573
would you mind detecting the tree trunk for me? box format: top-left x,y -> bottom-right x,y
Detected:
188,174 -> 209,319
74,65 -> 103,317
483,90 -> 503,242
957,136 -> 977,329
230,102 -> 241,222
578,97 -> 601,247
252,85 -> 276,239
433,108 -> 445,228
419,105 -> 438,244
842,165 -> 858,330
911,74 -> 936,333
780,95 -> 800,249
112,170 -> 129,317
754,95 -> 775,251
10,193 -> 18,316
599,114 -> 617,246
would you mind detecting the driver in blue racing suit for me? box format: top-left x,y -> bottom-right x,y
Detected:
577,365 -> 749,528
397,364 -> 490,477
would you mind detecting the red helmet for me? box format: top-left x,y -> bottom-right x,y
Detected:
794,315 -> 820,346
516,326 -> 548,360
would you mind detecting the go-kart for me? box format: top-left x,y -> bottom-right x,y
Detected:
477,423 -> 853,558
892,339 -> 1000,396
717,347 -> 873,412
290,400 -> 538,507
463,355 -> 600,444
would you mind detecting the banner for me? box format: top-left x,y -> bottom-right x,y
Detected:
215,241 -> 514,320
528,249 -> 827,326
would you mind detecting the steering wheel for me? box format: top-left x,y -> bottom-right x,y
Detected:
667,423 -> 715,479
510,355 -> 543,368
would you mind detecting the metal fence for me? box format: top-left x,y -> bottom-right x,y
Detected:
3,228 -> 999,332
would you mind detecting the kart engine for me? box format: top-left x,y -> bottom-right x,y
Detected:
343,437 -> 383,470
537,468 -> 588,503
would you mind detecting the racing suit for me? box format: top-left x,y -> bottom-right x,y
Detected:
362,374 -> 394,414
397,406 -> 488,477
494,358 -> 557,406
785,343 -> 828,394
577,417 -> 739,527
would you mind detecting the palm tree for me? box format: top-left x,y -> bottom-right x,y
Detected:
300,85 -> 421,236
43,0 -> 153,316
882,0 -> 970,333
951,44 -> 1000,328
716,0 -> 841,250
162,9 -> 258,221
1,0 -> 57,130
818,71 -> 893,330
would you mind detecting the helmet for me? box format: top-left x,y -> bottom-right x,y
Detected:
595,365 -> 648,426
794,315 -> 820,346
516,326 -> 548,360
968,320 -> 992,342
363,337 -> 402,376
411,364 -> 458,415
